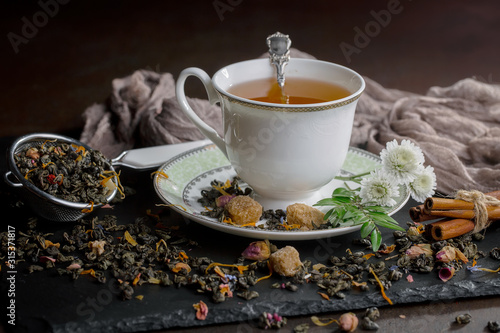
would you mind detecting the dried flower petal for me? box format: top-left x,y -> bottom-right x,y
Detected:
124,230 -> 138,246
311,316 -> 337,327
339,312 -> 359,332
438,266 -> 455,282
172,262 -> 191,274
66,263 -> 81,271
378,244 -> 396,254
406,244 -> 433,259
216,195 -> 236,207
242,240 -> 271,261
435,246 -> 456,263
214,266 -> 226,279
39,256 -> 56,263
454,248 -> 469,264
193,300 -> 208,320
219,284 -> 233,298
318,292 -> 330,300
44,240 -> 60,249
132,273 -> 141,286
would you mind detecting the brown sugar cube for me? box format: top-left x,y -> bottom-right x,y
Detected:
226,195 -> 263,225
286,203 -> 325,230
269,246 -> 302,277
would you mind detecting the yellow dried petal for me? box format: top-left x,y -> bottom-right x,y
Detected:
124,230 -> 138,246
311,316 -> 337,327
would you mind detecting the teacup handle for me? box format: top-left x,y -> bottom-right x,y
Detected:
175,67 -> 227,158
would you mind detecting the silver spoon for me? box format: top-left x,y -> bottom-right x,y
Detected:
266,32 -> 292,91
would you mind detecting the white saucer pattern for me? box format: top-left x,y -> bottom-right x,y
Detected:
153,144 -> 409,241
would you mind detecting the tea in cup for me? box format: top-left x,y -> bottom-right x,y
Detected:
175,58 -> 365,206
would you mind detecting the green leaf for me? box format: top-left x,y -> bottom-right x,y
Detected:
369,213 -> 405,231
370,228 -> 382,251
323,208 -> 335,221
364,205 -> 388,213
360,221 -> 375,239
314,198 -> 339,206
375,220 -> 405,231
332,187 -> 353,196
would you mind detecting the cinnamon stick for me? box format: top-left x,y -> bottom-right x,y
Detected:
424,190 -> 500,213
411,206 -> 500,222
425,219 -> 475,241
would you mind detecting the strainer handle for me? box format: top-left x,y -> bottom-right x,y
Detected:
4,171 -> 23,188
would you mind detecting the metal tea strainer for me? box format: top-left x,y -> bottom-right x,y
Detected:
4,133 -> 119,222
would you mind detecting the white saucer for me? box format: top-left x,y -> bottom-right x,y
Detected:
153,144 -> 409,241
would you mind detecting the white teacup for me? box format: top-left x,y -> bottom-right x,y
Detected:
176,58 -> 365,205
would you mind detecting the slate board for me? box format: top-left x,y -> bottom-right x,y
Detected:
1,140 -> 500,333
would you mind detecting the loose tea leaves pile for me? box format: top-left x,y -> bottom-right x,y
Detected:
198,177 -> 328,231
0,211 -> 278,303
14,140 -> 122,204
2,185 -> 500,329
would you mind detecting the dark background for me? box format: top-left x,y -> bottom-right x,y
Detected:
2,1 -> 500,332
2,0 -> 499,140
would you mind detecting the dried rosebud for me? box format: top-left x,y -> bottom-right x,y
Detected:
438,266 -> 455,282
405,244 -> 433,259
242,240 -> 270,261
339,312 -> 358,332
193,300 -> 208,320
435,245 -> 456,263
216,195 -> 236,207
436,246 -> 468,264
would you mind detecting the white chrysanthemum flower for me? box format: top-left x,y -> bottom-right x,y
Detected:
359,169 -> 400,206
380,139 -> 425,185
408,165 -> 437,202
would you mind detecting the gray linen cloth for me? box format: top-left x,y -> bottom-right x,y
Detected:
80,50 -> 500,195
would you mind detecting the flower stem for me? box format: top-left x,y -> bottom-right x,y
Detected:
335,171 -> 372,182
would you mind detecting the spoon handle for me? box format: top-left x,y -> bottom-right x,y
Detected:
266,32 -> 291,88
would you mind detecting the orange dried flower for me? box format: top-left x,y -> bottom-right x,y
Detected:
172,262 -> 191,274
193,300 -> 208,320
